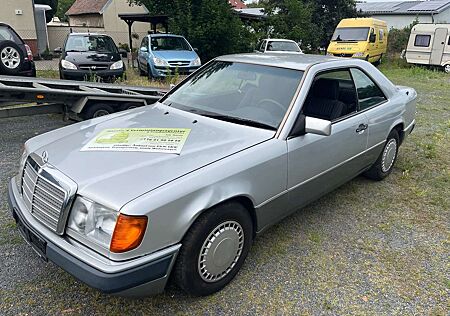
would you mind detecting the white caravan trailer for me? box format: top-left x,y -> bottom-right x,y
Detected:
406,24 -> 450,73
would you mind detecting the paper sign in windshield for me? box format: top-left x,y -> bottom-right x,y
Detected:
81,128 -> 191,154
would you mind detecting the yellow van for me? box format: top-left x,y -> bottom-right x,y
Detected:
327,18 -> 388,64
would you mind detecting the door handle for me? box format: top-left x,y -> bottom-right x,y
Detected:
356,123 -> 368,133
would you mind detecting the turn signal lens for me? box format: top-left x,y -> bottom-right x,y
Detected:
110,214 -> 148,253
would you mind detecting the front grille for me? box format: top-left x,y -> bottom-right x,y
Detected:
333,53 -> 353,58
21,159 -> 67,232
168,60 -> 190,67
79,64 -> 109,71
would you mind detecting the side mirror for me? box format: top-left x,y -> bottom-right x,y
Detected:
54,47 -> 62,54
193,48 -> 199,52
140,47 -> 148,53
305,116 -> 332,136
290,114 -> 332,137
369,34 -> 376,43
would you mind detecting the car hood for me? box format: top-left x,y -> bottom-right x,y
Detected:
152,50 -> 198,61
27,104 -> 274,209
64,51 -> 120,64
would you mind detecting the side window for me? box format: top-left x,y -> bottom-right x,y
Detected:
350,68 -> 386,110
414,34 -> 431,47
302,69 -> 358,121
448,36 -> 450,45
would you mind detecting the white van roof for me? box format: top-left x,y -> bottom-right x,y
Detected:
412,23 -> 450,32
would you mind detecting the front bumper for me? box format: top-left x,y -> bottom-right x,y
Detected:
151,65 -> 200,78
60,68 -> 125,81
7,178 -> 180,296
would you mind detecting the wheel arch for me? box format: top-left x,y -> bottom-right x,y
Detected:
185,195 -> 258,240
390,121 -> 405,145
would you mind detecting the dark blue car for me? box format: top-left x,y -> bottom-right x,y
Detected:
137,34 -> 201,78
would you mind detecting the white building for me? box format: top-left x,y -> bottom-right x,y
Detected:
357,1 -> 450,29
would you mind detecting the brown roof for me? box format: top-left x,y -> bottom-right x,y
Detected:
229,0 -> 247,10
66,0 -> 110,16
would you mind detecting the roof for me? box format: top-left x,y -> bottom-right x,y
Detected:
66,0 -> 110,16
264,38 -> 297,42
217,53 -> 341,71
229,0 -> 247,9
356,1 -> 450,15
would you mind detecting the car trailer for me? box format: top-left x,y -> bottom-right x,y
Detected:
0,76 -> 167,120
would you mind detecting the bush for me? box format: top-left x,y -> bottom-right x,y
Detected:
387,19 -> 418,57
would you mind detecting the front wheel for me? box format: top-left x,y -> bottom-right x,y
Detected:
364,129 -> 399,181
173,202 -> 253,296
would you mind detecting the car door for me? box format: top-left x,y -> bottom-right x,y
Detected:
286,68 -> 369,212
349,68 -> 391,164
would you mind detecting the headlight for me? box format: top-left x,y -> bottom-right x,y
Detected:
67,196 -> 119,249
191,57 -> 201,66
110,60 -> 123,70
353,52 -> 365,57
61,59 -> 77,70
153,57 -> 169,67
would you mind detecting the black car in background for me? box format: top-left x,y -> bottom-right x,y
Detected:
0,23 -> 36,77
58,33 -> 125,82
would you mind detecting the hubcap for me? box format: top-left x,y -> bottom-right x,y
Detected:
445,65 -> 450,74
93,109 -> 110,118
1,47 -> 20,69
198,221 -> 244,283
381,139 -> 397,173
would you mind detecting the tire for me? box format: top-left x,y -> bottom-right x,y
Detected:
173,202 -> 253,296
147,65 -> 153,80
119,102 -> 139,111
374,54 -> 382,66
0,40 -> 24,75
138,61 -> 145,76
444,64 -> 450,74
364,129 -> 399,181
82,103 -> 114,120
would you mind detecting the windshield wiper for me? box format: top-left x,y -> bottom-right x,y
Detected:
202,113 -> 277,130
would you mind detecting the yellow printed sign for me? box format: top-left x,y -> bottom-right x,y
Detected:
81,128 -> 191,154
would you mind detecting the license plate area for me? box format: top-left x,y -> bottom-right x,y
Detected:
13,209 -> 48,261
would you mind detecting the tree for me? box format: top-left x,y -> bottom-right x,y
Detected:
308,0 -> 358,48
56,0 -> 76,21
35,0 -> 59,23
263,0 -> 357,51
128,0 -> 254,61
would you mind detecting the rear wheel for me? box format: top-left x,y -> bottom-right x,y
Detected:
173,202 -> 253,296
364,129 -> 399,181
444,64 -> 450,74
82,103 -> 114,120
0,41 -> 24,75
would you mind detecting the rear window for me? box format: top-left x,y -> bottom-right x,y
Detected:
0,26 -> 22,44
65,35 -> 118,53
267,41 -> 300,52
414,35 -> 431,47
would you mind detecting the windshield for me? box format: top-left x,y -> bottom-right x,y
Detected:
162,61 -> 303,129
65,35 -> 117,53
267,41 -> 300,52
331,27 -> 370,42
151,36 -> 191,51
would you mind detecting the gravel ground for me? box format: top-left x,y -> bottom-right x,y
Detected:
0,67 -> 449,315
